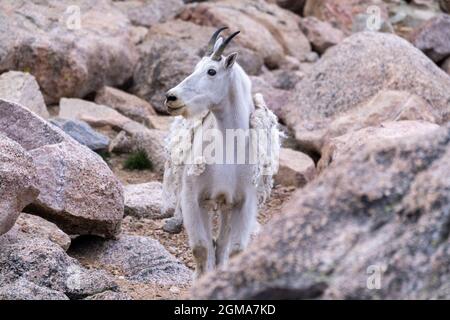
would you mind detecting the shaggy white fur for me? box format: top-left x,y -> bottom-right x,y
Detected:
161,93 -> 281,216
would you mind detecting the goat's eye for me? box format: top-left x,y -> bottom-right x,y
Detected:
207,69 -> 216,76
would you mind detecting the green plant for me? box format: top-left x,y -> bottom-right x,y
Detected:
96,150 -> 111,162
123,150 -> 153,170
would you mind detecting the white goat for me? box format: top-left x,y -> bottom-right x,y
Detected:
163,28 -> 280,278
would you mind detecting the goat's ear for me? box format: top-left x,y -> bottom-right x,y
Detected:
224,52 -> 238,69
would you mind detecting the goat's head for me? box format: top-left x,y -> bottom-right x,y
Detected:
165,27 -> 240,118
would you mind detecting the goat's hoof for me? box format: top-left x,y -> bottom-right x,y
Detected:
230,248 -> 243,258
163,217 -> 183,234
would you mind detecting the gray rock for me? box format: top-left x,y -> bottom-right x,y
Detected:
286,32 -> 450,154
109,128 -> 167,173
113,0 -> 184,28
109,130 -> 134,154
0,278 -> 69,300
275,148 -> 316,187
0,99 -> 124,238
134,129 -> 167,173
0,229 -> 117,299
192,123 -> 450,300
15,213 -> 71,251
163,216 -> 184,234
50,118 -> 110,151
299,16 -> 345,54
0,134 -> 39,236
318,120 -> 441,172
95,86 -> 156,127
59,98 -> 147,135
264,69 -> 305,91
410,14 -> 450,62
388,2 -> 439,31
0,71 -> 49,119
69,235 -> 192,286
0,0 -> 137,104
124,182 -> 170,219
250,76 -> 290,123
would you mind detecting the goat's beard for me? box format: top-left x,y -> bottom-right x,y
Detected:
182,100 -> 210,119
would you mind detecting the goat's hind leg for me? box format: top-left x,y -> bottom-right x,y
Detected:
229,194 -> 258,258
215,209 -> 232,267
182,197 -> 215,279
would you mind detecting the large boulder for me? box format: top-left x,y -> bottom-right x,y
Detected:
0,135 -> 39,236
0,71 -> 49,118
0,0 -> 137,104
285,32 -> 450,154
179,0 -> 311,66
192,123 -> 450,300
410,14 -> 450,63
0,99 -> 124,238
318,121 -> 441,172
0,229 -> 117,299
322,90 -> 440,138
113,0 -> 184,27
69,235 -> 192,285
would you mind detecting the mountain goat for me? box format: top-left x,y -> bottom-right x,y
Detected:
163,27 -> 280,279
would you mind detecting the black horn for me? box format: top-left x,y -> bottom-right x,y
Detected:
205,26 -> 228,56
211,30 -> 240,61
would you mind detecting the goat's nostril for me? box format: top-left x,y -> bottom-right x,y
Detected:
166,93 -> 177,102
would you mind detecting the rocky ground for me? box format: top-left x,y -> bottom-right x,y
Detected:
1,0 -> 450,300
100,152 -> 295,299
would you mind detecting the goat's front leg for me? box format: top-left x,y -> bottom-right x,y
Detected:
215,209 -> 231,267
229,194 -> 258,258
181,196 -> 215,280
